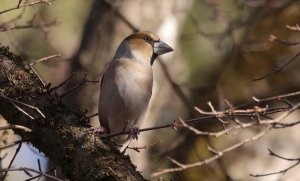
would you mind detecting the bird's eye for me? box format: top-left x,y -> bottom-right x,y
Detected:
144,36 -> 154,46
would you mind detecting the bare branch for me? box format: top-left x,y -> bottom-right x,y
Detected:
0,167 -> 62,181
0,0 -> 51,15
49,72 -> 74,91
151,131 -> 266,177
104,98 -> 298,139
269,34 -> 300,46
252,91 -> 300,102
0,124 -> 31,132
12,102 -> 35,120
25,164 -> 59,181
60,73 -> 99,98
29,54 -> 61,66
2,143 -> 22,180
103,0 -> 138,32
0,95 -> 45,118
27,63 -> 46,87
286,24 -> 300,31
273,120 -> 300,129
0,20 -> 58,32
250,149 -> 300,177
253,51 -> 300,81
0,140 -> 26,151
127,141 -> 162,153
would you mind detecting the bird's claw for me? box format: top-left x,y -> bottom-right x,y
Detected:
87,126 -> 107,134
130,127 -> 140,140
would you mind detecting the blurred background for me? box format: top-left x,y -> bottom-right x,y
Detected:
1,0 -> 300,180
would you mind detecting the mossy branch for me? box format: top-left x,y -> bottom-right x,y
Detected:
0,46 -> 145,180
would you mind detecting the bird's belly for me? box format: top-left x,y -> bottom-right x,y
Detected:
116,71 -> 152,121
99,63 -> 153,136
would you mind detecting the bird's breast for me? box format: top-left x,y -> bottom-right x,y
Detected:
114,60 -> 153,108
99,59 -> 153,136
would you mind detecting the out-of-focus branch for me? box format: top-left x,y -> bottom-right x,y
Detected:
286,24 -> 300,31
253,23 -> 300,81
0,20 -> 58,32
253,51 -> 300,81
151,131 -> 266,177
0,0 -> 51,15
269,34 -> 300,46
0,125 -> 31,132
150,98 -> 300,177
29,54 -> 61,66
59,72 -> 99,98
2,143 -> 22,180
250,149 -> 300,177
0,167 -> 63,181
103,91 -> 300,139
103,0 -> 138,32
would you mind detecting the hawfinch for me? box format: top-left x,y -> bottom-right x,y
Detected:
98,31 -> 173,151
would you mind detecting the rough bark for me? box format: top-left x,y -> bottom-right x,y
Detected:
0,46 -> 145,180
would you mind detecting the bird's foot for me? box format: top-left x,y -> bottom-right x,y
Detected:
130,127 -> 140,140
87,126 -> 107,134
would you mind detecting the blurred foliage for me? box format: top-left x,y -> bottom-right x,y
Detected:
0,0 -> 91,85
176,0 -> 300,180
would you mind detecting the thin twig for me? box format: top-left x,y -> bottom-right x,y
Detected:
81,113 -> 98,122
127,141 -> 162,152
0,94 -> 46,118
60,73 -> 88,98
253,51 -> 300,81
0,167 -> 62,181
252,91 -> 300,102
0,95 -> 45,118
2,143 -> 22,181
273,120 -> 300,129
103,0 -> 138,32
182,103 -> 300,137
60,73 -> 99,98
29,54 -> 61,66
12,102 -> 35,120
286,24 -> 300,31
102,101 -> 295,139
0,0 -> 51,15
250,149 -> 300,177
49,72 -> 74,91
25,165 -> 59,181
224,99 -> 243,126
268,149 -> 300,161
0,125 -> 31,132
37,159 -> 42,171
151,131 -> 266,177
0,20 -> 57,32
27,63 -> 46,87
269,34 -> 300,46
0,140 -> 26,151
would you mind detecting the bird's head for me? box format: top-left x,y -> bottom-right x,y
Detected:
114,31 -> 173,66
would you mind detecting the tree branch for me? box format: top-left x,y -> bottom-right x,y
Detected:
0,46 -> 145,180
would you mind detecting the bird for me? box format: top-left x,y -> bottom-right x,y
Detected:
97,31 -> 173,151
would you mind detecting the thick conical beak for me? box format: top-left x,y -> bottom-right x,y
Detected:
151,40 -> 173,65
153,40 -> 173,55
